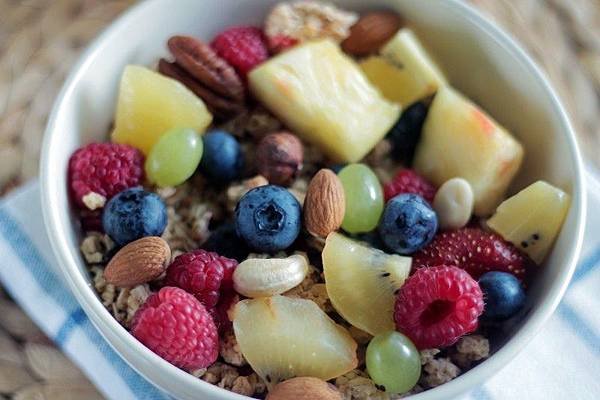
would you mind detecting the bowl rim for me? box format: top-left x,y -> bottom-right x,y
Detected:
40,0 -> 587,399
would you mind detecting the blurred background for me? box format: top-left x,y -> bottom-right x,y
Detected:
0,0 -> 598,398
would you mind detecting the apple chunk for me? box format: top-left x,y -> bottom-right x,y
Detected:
248,40 -> 400,163
414,87 -> 524,215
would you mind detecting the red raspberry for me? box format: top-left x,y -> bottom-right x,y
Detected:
68,143 -> 144,210
384,169 -> 436,203
211,26 -> 269,79
131,287 -> 218,369
413,228 -> 530,281
209,290 -> 240,333
394,266 -> 484,349
267,34 -> 299,54
164,249 -> 238,308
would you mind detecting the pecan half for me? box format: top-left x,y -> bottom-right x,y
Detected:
168,36 -> 245,102
159,59 -> 245,119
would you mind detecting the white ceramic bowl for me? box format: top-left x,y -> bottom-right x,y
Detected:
41,0 -> 587,399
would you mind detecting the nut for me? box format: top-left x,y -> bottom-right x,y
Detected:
104,237 -> 171,287
266,377 -> 342,400
256,132 -> 303,186
233,254 -> 309,298
303,169 -> 345,237
342,12 -> 402,56
432,178 -> 474,230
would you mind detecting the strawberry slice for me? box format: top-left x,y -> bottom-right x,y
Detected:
412,227 -> 531,281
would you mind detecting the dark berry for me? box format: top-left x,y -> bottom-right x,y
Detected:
386,102 -> 428,164
199,131 -> 244,183
102,188 -> 167,246
202,222 -> 251,262
378,194 -> 437,255
478,271 -> 526,321
235,185 -> 301,252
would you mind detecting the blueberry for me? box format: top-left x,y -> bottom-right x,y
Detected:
202,222 -> 250,262
199,130 -> 244,183
235,185 -> 301,252
102,188 -> 167,246
329,164 -> 346,174
386,102 -> 428,164
479,271 -> 526,321
378,194 -> 437,255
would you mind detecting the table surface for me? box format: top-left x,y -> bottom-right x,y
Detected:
0,0 -> 598,398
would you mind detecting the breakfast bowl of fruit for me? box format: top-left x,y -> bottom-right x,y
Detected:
40,0 -> 586,399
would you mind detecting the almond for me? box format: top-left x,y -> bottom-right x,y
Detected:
266,377 -> 342,400
342,12 -> 402,56
104,237 -> 171,287
304,169 -> 345,237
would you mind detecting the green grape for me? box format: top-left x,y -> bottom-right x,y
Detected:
338,163 -> 384,233
145,128 -> 203,187
366,331 -> 421,394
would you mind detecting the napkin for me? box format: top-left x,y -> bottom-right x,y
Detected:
0,177 -> 598,400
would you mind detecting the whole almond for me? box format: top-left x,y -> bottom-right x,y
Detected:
304,169 -> 345,237
342,12 -> 402,56
104,237 -> 171,287
266,377 -> 342,400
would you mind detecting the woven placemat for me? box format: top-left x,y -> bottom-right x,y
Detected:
0,1 -> 598,399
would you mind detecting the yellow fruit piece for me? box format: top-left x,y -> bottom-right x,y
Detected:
487,181 -> 570,264
233,295 -> 357,388
414,86 -> 524,216
249,40 -> 400,163
361,29 -> 447,106
323,233 -> 411,336
112,65 -> 212,155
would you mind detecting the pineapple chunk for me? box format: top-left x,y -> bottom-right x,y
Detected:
414,87 -> 524,216
360,29 -> 447,106
487,181 -> 570,264
112,65 -> 212,155
248,40 -> 400,163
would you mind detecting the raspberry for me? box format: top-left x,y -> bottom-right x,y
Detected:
394,266 -> 484,349
413,227 -> 531,281
164,249 -> 238,308
68,143 -> 144,210
267,34 -> 299,54
211,26 -> 269,79
384,169 -> 436,203
131,287 -> 218,369
209,290 -> 240,333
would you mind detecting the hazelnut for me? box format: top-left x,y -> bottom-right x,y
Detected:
256,132 -> 303,186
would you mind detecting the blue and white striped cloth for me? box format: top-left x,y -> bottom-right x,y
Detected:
0,178 -> 599,400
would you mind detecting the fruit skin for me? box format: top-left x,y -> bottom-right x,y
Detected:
164,249 -> 238,309
359,29 -> 447,106
412,227 -> 531,281
383,169 -> 436,203
68,143 -> 144,210
323,233 -> 411,336
487,180 -> 571,264
338,164 -> 384,234
478,271 -> 526,321
199,130 -> 244,183
235,185 -> 301,252
378,194 -> 438,255
102,188 -> 168,246
413,86 -> 524,216
130,286 -> 218,370
233,295 -> 358,387
256,132 -> 304,186
202,222 -> 250,262
386,102 -> 428,163
394,266 -> 484,349
211,26 -> 269,79
104,237 -> 170,287
112,65 -> 212,155
249,40 -> 400,163
366,331 -> 421,394
304,169 -> 346,237
145,128 -> 203,187
266,377 -> 342,400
